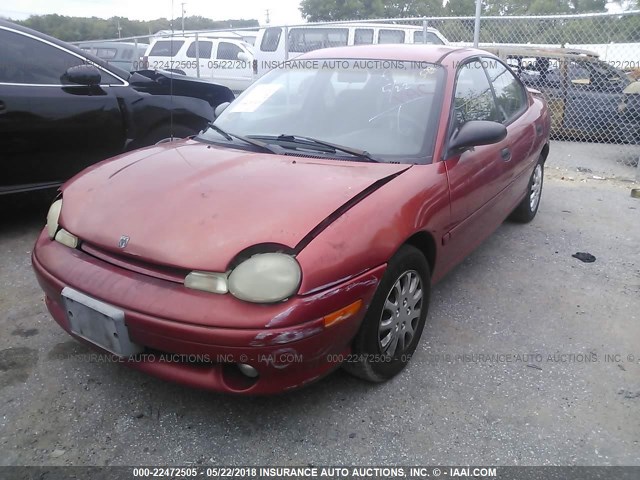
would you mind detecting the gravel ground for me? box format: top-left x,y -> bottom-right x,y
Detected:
0,141 -> 638,466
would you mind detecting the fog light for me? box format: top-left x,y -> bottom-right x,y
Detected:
237,363 -> 259,378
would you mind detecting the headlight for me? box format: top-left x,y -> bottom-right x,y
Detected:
228,253 -> 301,303
46,199 -> 62,239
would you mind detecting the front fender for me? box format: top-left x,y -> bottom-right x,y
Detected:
118,91 -> 214,141
295,162 -> 451,295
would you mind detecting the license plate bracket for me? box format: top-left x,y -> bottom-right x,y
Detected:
61,287 -> 143,357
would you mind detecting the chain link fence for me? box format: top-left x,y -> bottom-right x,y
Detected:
82,11 -> 640,169
429,11 -> 640,169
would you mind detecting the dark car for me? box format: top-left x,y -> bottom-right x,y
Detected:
0,20 -> 234,196
33,45 -> 550,394
485,46 -> 640,144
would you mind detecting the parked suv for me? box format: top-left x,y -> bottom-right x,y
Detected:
78,41 -> 149,72
0,20 -> 234,196
142,36 -> 255,92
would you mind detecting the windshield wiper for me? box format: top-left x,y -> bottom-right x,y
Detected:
207,124 -> 280,154
249,134 -> 379,162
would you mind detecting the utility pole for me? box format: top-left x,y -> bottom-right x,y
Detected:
265,9 -> 270,24
117,19 -> 122,38
181,2 -> 187,35
473,0 -> 481,47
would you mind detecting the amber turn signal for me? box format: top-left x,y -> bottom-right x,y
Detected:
323,300 -> 363,328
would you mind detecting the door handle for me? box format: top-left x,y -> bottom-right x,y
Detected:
0,101 -> 5,112
500,147 -> 512,161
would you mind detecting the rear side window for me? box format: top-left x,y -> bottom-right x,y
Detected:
96,48 -> 117,59
0,29 -> 84,84
414,31 -> 444,45
289,28 -> 348,53
260,27 -> 281,52
186,41 -> 213,58
354,29 -> 373,45
217,42 -> 242,60
149,40 -> 184,56
453,60 -> 500,125
379,30 -> 405,44
483,59 -> 527,123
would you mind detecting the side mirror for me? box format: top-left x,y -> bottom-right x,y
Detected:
214,102 -> 230,118
448,120 -> 507,152
63,64 -> 102,86
237,51 -> 251,63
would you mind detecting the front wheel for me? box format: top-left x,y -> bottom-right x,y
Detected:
343,245 -> 430,382
509,159 -> 544,223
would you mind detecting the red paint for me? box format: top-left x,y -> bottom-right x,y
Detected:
32,46 -> 550,394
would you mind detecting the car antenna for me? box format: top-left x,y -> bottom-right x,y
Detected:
169,0 -> 175,140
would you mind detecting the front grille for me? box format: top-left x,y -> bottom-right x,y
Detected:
81,242 -> 188,284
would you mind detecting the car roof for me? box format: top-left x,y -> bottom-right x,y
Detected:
151,35 -> 248,43
299,44 -> 490,65
0,19 -> 131,78
284,23 -> 439,30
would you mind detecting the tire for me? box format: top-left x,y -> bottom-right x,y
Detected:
138,124 -> 196,148
343,245 -> 430,382
509,158 -> 544,223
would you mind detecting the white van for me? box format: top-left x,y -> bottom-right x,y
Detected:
142,36 -> 255,92
254,23 -> 448,77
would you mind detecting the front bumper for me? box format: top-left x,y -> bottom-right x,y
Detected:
32,230 -> 384,394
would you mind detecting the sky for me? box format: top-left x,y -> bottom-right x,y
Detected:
0,0 -> 306,25
0,0 -> 630,25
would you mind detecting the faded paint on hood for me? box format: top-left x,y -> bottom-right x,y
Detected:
60,140 -> 409,271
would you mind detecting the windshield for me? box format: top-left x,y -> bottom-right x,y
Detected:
199,59 -> 445,164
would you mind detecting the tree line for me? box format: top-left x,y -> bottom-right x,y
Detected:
299,0 -> 634,21
297,0 -> 640,44
5,14 -> 259,42
4,1 -> 639,44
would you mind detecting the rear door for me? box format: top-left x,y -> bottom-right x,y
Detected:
212,41 -> 254,93
145,39 -> 186,72
0,27 -> 124,194
183,39 -> 215,78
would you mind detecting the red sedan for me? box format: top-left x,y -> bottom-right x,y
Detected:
32,45 -> 550,394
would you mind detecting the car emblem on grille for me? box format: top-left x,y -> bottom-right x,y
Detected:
118,235 -> 130,248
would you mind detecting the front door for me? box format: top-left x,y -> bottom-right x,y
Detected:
0,27 -> 124,194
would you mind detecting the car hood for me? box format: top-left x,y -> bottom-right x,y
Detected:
60,140 -> 410,271
129,70 -> 235,108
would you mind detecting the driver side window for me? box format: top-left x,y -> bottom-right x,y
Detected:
0,29 -> 84,85
452,60 -> 500,131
